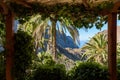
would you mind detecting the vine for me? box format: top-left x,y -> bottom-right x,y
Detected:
8,1 -> 114,29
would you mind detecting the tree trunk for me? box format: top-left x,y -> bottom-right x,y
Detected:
51,19 -> 57,60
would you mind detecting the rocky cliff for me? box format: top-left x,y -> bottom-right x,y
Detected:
45,31 -> 82,62
56,31 -> 79,48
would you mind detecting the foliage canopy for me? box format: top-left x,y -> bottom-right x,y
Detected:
7,1 -> 114,29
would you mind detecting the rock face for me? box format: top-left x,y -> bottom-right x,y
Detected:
56,32 -> 79,48
56,32 -> 82,61
57,45 -> 81,61
46,31 -> 81,61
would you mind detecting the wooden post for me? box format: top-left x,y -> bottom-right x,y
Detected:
108,12 -> 117,80
5,11 -> 14,80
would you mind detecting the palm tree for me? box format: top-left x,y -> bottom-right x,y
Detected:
82,33 -> 108,64
50,16 -> 80,60
58,19 -> 80,45
19,14 -> 80,59
19,14 -> 50,53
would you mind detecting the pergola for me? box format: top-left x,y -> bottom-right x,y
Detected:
0,0 -> 120,80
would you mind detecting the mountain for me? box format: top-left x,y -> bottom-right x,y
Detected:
45,31 -> 82,63
56,32 -> 79,48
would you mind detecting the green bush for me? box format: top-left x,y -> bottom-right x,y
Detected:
0,65 -> 5,80
37,52 -> 55,65
13,30 -> 34,80
31,52 -> 56,71
32,64 -> 68,80
118,70 -> 120,80
69,62 -> 109,80
117,59 -> 120,70
0,51 -> 5,80
0,15 -> 5,80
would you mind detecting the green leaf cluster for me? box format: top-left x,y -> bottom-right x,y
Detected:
32,64 -> 67,80
8,1 -> 113,29
68,62 -> 109,80
0,15 -> 5,80
0,51 -> 5,80
13,30 -> 35,80
33,52 -> 56,67
0,14 -> 5,47
117,70 -> 120,80
82,33 -> 108,65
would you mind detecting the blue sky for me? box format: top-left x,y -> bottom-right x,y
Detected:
77,20 -> 120,47
79,24 -> 107,41
79,20 -> 120,41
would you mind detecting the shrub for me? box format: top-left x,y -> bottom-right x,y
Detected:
69,62 -> 109,80
13,30 -> 34,80
32,64 -> 68,80
117,58 -> 120,70
37,52 -> 55,65
0,51 -> 5,80
118,70 -> 120,80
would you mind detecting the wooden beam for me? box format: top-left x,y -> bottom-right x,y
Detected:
99,1 -> 120,16
0,2 -> 8,15
108,12 -> 117,80
112,1 -> 120,12
82,0 -> 89,8
5,11 -> 14,80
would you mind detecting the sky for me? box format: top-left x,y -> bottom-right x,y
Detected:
79,24 -> 107,41
78,20 -> 120,47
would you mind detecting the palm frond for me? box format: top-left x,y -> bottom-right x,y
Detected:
82,33 -> 108,64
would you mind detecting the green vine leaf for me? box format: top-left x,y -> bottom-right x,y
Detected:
8,1 -> 113,29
